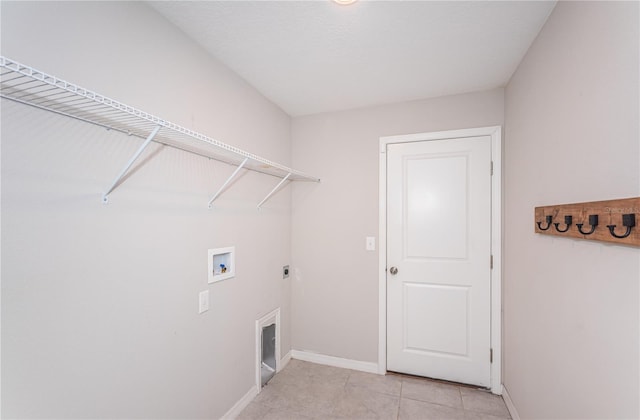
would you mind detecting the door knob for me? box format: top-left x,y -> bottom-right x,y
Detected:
389,267 -> 398,275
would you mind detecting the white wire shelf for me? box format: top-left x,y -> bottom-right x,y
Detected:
0,56 -> 319,207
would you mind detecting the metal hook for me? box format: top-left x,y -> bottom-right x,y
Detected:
607,214 -> 636,239
554,215 -> 572,233
576,214 -> 598,235
537,215 -> 552,231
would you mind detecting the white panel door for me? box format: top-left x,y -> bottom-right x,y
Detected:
386,136 -> 492,387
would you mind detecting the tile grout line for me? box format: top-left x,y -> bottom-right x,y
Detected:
458,384 -> 465,414
396,379 -> 402,420
238,360 -> 511,420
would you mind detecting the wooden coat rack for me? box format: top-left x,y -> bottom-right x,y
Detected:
534,197 -> 640,247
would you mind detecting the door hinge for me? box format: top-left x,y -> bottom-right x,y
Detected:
490,255 -> 493,269
490,348 -> 493,363
490,161 -> 494,176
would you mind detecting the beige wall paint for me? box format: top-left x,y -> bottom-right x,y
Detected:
4,1 -> 638,419
504,1 -> 639,418
290,89 -> 504,362
1,2 -> 293,418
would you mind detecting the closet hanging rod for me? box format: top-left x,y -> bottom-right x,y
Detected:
0,56 -> 320,185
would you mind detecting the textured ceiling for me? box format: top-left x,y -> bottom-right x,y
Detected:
149,1 -> 556,117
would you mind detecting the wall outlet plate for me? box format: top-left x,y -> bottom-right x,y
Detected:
283,265 -> 290,279
198,290 -> 209,314
366,236 -> 376,251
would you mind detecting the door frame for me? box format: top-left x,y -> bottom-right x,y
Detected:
378,126 -> 502,394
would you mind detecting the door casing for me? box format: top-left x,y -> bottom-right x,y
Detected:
378,126 -> 502,394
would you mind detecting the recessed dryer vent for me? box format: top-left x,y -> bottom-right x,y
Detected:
256,308 -> 280,390
261,324 -> 276,387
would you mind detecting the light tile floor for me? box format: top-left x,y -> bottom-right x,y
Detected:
238,360 -> 511,420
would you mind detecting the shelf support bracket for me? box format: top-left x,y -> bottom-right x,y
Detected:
257,173 -> 292,209
208,157 -> 249,208
102,125 -> 161,203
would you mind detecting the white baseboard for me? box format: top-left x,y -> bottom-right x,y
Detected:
502,385 -> 521,420
279,350 -> 292,372
223,351 -> 293,419
221,384 -> 258,420
291,349 -> 379,374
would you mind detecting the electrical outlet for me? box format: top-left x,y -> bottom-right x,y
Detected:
283,265 -> 290,279
198,290 -> 209,314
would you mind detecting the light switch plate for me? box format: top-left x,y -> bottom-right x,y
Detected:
366,236 -> 376,251
199,290 -> 209,314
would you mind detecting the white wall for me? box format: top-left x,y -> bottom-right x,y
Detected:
1,2 -> 293,418
504,1 -> 639,418
290,89 -> 504,363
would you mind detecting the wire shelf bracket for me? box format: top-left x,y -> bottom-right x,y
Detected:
258,173 -> 292,209
0,55 -> 320,206
103,125 -> 162,204
208,157 -> 249,208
